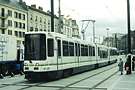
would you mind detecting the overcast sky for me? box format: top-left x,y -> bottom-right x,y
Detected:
23,0 -> 135,41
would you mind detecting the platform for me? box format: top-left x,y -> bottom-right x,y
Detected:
108,71 -> 135,90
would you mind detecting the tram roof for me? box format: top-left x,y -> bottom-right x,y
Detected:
25,32 -> 117,49
25,32 -> 95,46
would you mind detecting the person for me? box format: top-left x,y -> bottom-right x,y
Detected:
118,58 -> 123,75
125,54 -> 132,74
125,60 -> 129,74
132,56 -> 135,71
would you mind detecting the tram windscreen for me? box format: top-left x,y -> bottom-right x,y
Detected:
25,34 -> 46,60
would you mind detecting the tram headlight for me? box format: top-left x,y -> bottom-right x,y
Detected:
35,63 -> 39,66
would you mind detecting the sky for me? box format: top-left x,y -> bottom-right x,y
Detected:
23,0 -> 135,42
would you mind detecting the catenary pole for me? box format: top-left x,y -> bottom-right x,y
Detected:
127,0 -> 131,74
51,0 -> 54,32
127,0 -> 131,54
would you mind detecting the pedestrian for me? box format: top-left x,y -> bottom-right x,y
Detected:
125,54 -> 132,74
132,56 -> 135,71
118,58 -> 123,75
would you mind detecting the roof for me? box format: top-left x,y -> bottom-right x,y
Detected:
0,0 -> 28,11
28,6 -> 58,19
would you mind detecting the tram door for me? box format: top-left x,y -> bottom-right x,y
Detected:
57,39 -> 62,70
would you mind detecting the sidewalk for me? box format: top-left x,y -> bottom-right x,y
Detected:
109,71 -> 135,90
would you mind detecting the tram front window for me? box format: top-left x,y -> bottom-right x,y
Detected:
25,34 -> 46,60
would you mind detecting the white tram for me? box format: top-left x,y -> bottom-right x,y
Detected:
24,32 -> 118,80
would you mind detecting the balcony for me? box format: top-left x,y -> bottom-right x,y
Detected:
0,14 -> 8,19
0,24 -> 8,29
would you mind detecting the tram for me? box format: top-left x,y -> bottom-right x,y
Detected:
24,32 -> 118,80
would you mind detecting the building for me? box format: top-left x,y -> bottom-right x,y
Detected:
0,0 -> 80,47
27,4 -> 80,38
0,0 -> 27,47
27,5 -> 59,33
119,31 -> 135,54
102,33 -> 125,48
71,20 -> 80,38
102,31 -> 135,54
60,15 -> 80,38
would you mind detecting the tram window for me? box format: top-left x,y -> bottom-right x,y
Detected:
75,43 -> 77,56
89,46 -> 92,56
92,47 -> 95,56
103,51 -> 107,58
110,50 -> 117,56
100,50 -> 107,58
81,44 -> 85,56
85,45 -> 88,56
47,39 -> 54,57
63,41 -> 69,56
69,42 -> 74,56
75,43 -> 80,56
78,44 -> 80,56
25,34 -> 46,60
57,40 -> 61,56
98,47 -> 100,56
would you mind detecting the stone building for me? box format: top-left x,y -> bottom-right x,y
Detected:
119,31 -> 135,54
27,4 -> 80,38
60,15 -> 80,38
0,0 -> 80,45
102,33 -> 125,48
0,0 -> 27,47
27,5 -> 58,33
102,31 -> 135,54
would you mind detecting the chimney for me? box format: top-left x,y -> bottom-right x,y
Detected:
31,4 -> 36,8
38,6 -> 43,11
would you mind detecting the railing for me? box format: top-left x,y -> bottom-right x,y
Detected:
0,14 -> 8,19
0,24 -> 8,29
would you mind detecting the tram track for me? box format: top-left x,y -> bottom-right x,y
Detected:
58,64 -> 118,90
90,71 -> 118,90
0,64 -> 118,90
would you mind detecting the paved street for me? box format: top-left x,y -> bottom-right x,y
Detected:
0,63 -> 119,90
0,56 -> 135,90
108,71 -> 135,90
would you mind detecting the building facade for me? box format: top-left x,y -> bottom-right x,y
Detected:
102,33 -> 125,48
118,31 -> 135,54
28,4 -> 80,38
0,0 -> 27,47
27,5 -> 59,33
60,15 -> 80,38
102,31 -> 135,54
0,0 -> 80,50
